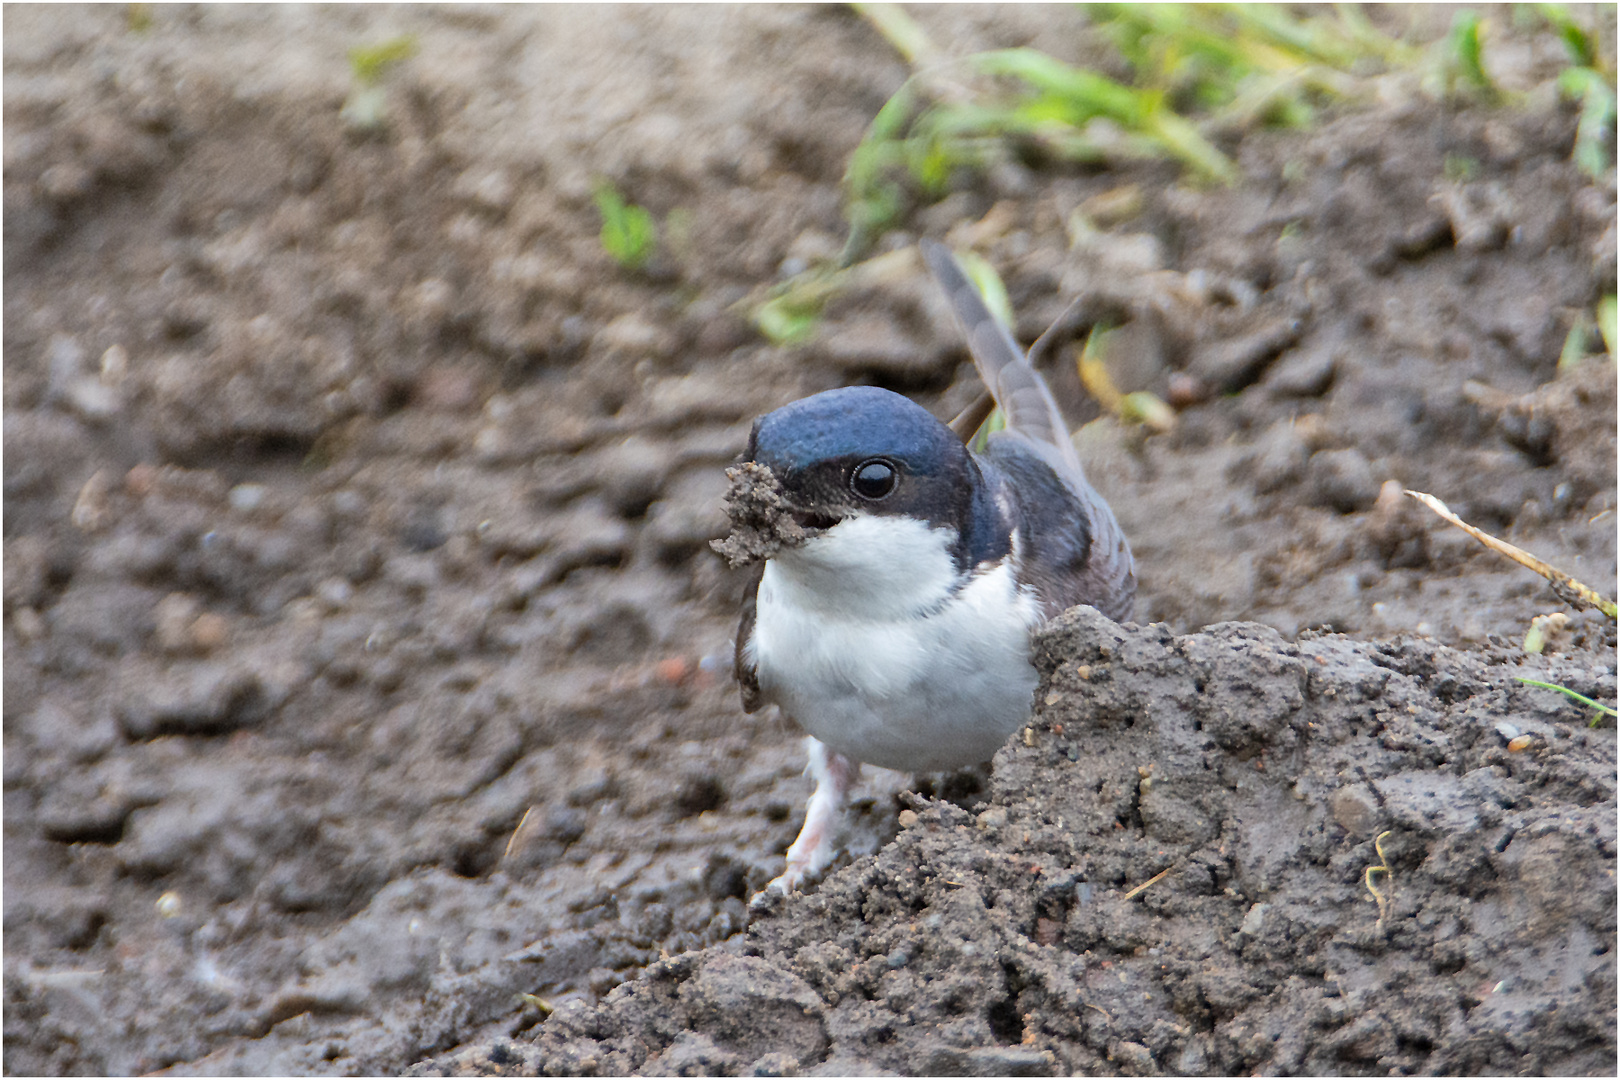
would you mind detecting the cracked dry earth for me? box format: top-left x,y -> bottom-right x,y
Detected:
3,5 -> 1616,1077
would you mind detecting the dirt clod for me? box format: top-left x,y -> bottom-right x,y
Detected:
710,462 -> 827,568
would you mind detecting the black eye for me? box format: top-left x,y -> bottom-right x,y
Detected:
850,459 -> 897,500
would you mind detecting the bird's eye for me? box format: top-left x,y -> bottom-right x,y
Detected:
850,459 -> 897,500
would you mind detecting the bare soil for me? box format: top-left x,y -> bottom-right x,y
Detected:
3,5 -> 1615,1076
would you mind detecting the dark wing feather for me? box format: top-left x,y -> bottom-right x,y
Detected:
734,561 -> 765,713
922,238 -> 1136,622
919,238 -> 1087,482
984,432 -> 1136,622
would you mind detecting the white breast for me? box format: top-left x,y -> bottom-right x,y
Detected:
747,515 -> 1042,772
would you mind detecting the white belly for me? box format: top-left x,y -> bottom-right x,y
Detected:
748,515 -> 1041,772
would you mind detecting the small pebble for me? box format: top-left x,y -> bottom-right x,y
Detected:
1080,183 -> 1144,225
66,378 -> 120,419
1167,372 -> 1207,408
190,613 -> 230,653
11,606 -> 45,643
330,489 -> 366,518
1331,783 -> 1379,836
1306,448 -> 1379,513
316,577 -> 354,610
594,313 -> 671,360
654,657 -> 691,685
462,168 -> 514,213
100,344 -> 129,385
410,278 -> 455,325
155,592 -> 202,653
417,366 -> 479,410
71,470 -> 115,532
125,463 -> 158,496
228,483 -> 268,513
46,334 -> 88,398
41,162 -> 93,202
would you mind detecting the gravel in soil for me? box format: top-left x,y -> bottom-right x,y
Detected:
3,6 -> 1615,1077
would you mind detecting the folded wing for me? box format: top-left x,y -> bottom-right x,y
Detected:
920,238 -> 1136,622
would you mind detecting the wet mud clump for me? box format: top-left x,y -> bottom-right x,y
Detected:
710,462 -> 828,568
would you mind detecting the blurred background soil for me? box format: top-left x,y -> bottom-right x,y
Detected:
3,5 -> 1615,1076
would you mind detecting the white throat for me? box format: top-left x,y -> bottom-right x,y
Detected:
762,514 -> 960,621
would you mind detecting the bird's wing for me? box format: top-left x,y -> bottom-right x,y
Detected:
919,238 -> 1087,483
923,238 -> 1136,622
733,562 -> 765,713
984,429 -> 1137,622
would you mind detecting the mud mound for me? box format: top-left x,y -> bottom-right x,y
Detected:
422,610 -> 1614,1076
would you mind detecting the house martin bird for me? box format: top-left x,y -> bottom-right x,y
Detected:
715,239 -> 1135,894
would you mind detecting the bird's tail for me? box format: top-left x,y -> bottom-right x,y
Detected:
919,239 -> 1086,481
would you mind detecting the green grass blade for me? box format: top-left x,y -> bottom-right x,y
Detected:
1558,66 -> 1617,180
975,48 -> 1146,125
1516,677 -> 1618,727
1537,3 -> 1596,68
854,2 -> 936,65
1446,11 -> 1498,97
1143,101 -> 1240,182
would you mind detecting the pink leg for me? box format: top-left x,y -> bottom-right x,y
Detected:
768,737 -> 858,894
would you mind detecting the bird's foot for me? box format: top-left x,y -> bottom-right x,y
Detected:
756,737 -> 858,900
765,814 -> 839,896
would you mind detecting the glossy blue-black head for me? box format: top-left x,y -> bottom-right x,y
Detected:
750,386 -> 959,475
743,386 -> 1010,567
